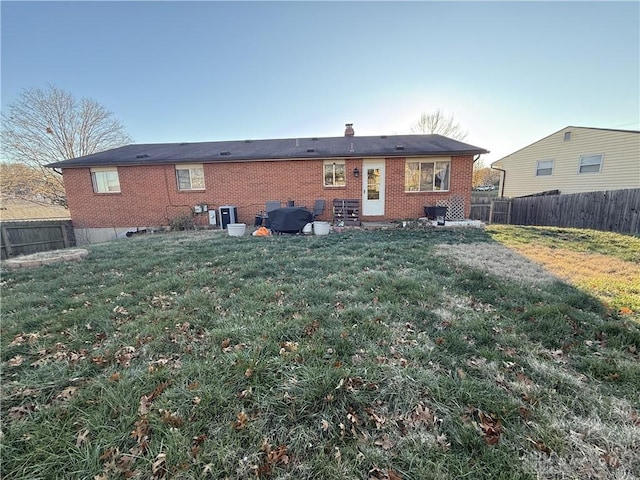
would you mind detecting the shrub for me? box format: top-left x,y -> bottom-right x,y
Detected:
168,213 -> 194,231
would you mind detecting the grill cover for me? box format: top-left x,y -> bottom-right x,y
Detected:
268,207 -> 313,233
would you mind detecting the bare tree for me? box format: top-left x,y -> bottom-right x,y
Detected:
410,109 -> 468,140
0,162 -> 65,204
1,85 -> 132,205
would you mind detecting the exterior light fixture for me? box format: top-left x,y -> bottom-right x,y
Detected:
353,167 -> 360,178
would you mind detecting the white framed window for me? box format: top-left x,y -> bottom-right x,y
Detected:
578,154 -> 603,174
176,164 -> 205,190
91,168 -> 121,193
324,160 -> 346,187
536,159 -> 554,176
404,159 -> 450,192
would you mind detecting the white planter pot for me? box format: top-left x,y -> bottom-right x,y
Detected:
227,223 -> 246,237
313,221 -> 331,236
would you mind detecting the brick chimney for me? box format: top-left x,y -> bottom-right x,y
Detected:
344,123 -> 355,137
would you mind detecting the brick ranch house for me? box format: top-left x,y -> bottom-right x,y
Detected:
47,124 -> 489,244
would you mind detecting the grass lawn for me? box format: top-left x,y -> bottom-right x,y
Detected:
1,226 -> 639,479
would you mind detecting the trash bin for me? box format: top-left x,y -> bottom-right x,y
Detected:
424,206 -> 447,226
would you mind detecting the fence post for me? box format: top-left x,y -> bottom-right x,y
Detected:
60,222 -> 70,248
1,225 -> 12,258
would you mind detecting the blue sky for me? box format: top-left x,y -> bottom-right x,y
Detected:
2,1 -> 639,165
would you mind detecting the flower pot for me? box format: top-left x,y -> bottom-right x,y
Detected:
227,223 -> 246,237
313,221 -> 331,236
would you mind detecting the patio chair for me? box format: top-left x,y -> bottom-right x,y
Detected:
258,200 -> 281,227
266,201 -> 281,213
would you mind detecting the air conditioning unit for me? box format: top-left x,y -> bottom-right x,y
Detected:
218,206 -> 238,229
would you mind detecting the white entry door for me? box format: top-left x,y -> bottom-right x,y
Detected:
362,160 -> 385,216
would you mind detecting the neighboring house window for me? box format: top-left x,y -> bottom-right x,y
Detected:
564,132 -> 571,141
176,164 -> 205,190
536,160 -> 554,176
324,160 -> 346,187
578,154 -> 603,174
91,168 -> 121,193
404,160 -> 450,192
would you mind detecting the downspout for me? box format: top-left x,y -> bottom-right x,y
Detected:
490,165 -> 506,198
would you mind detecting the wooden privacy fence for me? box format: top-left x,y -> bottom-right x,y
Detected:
1,220 -> 76,260
470,196 -> 492,221
490,188 -> 640,235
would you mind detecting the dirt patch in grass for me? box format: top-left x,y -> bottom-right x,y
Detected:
435,242 -> 557,285
2,248 -> 89,269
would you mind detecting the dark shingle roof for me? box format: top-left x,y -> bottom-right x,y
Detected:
46,134 -> 489,168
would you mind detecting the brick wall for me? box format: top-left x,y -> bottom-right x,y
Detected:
63,156 -> 475,228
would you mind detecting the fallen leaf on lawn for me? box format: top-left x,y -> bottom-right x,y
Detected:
258,440 -> 290,476
527,437 -> 552,455
10,333 -> 39,346
139,395 -> 153,416
516,373 -> 533,386
8,355 -> 25,367
279,341 -> 299,355
238,387 -> 252,399
114,346 -> 137,367
304,320 -> 319,336
92,355 -> 110,365
131,417 -> 150,447
160,409 -> 184,427
347,410 -> 361,425
56,386 -> 78,402
139,382 -> 170,415
435,337 -> 445,346
151,452 -> 167,478
374,434 -> 395,450
267,444 -> 289,466
467,356 -> 487,368
321,419 -> 330,431
76,429 -> 91,447
193,434 -> 207,446
518,406 -> 532,420
109,372 -> 121,382
477,410 -> 503,445
369,465 -> 401,479
409,402 -> 434,428
334,446 -> 341,462
366,407 -> 386,429
436,433 -> 451,450
8,405 -> 36,421
233,411 -> 249,430
388,470 -> 403,480
202,463 -> 215,476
